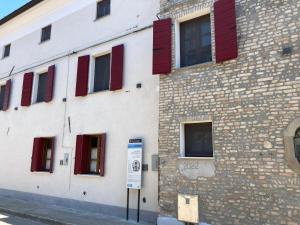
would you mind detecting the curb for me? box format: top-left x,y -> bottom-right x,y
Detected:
0,207 -> 74,225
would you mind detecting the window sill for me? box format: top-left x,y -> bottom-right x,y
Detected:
39,39 -> 51,45
31,171 -> 51,174
94,14 -> 110,22
178,157 -> 214,160
173,61 -> 214,73
75,174 -> 101,177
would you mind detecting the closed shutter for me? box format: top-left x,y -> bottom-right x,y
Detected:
75,55 -> 90,97
110,44 -> 124,91
45,65 -> 55,103
2,79 -> 11,111
152,18 -> 172,75
49,138 -> 55,173
31,138 -> 44,172
21,72 -> 34,106
74,135 -> 90,174
98,134 -> 106,176
214,0 -> 238,63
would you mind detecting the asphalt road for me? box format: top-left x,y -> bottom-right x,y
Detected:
0,212 -> 48,225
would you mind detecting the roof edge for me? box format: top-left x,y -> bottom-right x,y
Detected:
0,0 -> 45,26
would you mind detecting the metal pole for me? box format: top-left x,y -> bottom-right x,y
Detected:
126,188 -> 130,220
137,189 -> 140,223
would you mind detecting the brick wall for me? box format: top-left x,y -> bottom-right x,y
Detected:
158,0 -> 300,224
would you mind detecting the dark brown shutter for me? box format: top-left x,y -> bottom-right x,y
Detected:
74,135 -> 90,174
75,55 -> 90,97
49,138 -> 55,173
214,0 -> 238,63
152,18 -> 172,75
31,138 -> 44,172
2,79 -> 11,111
98,134 -> 106,176
45,65 -> 55,103
21,72 -> 33,106
110,44 -> 124,91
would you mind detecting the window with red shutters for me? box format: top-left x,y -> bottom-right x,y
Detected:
31,137 -> 55,173
74,134 -> 106,176
45,65 -> 55,102
2,79 -> 11,111
152,18 -> 172,75
110,44 -> 124,91
214,0 -> 238,63
75,55 -> 90,97
21,72 -> 34,106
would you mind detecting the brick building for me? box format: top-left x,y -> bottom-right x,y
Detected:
155,0 -> 300,224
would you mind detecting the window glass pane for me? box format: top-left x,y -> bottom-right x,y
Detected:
90,161 -> 97,173
184,123 -> 213,157
3,44 -> 10,58
97,0 -> 110,19
0,85 -> 6,110
180,14 -> 212,67
94,54 -> 110,92
41,25 -> 51,42
36,73 -> 47,103
46,149 -> 52,159
91,148 -> 98,160
45,160 -> 51,170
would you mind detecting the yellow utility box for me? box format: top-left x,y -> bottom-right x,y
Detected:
178,194 -> 199,224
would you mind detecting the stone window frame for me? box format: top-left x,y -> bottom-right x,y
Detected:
174,7 -> 214,69
283,117 -> 300,174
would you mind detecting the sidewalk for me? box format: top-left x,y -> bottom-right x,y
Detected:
0,195 -> 155,225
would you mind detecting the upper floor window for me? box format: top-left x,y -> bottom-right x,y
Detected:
93,54 -> 111,92
183,122 -> 213,157
96,0 -> 110,19
0,84 -> 6,110
41,25 -> 52,43
36,72 -> 48,103
3,44 -> 10,58
180,14 -> 212,67
294,128 -> 300,164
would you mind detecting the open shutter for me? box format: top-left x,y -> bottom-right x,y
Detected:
110,44 -> 124,91
98,134 -> 106,176
49,138 -> 55,173
2,79 -> 11,111
45,65 -> 55,103
75,55 -> 90,97
31,138 -> 44,172
152,18 -> 172,75
214,0 -> 238,63
74,135 -> 90,174
21,72 -> 33,106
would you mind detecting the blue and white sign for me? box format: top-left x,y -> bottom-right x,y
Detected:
127,139 -> 143,190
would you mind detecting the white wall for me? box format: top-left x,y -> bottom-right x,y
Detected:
0,0 -> 160,213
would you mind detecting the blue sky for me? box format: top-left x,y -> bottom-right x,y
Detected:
0,0 -> 30,19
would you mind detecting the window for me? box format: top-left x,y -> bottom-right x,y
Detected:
0,85 -> 6,110
184,122 -> 213,157
180,14 -> 212,67
41,25 -> 51,43
89,136 -> 100,174
96,0 -> 110,19
93,54 -> 111,92
43,139 -> 53,171
294,128 -> 300,164
36,72 -> 47,103
3,44 -> 10,58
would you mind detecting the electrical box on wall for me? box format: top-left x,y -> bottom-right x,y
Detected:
178,194 -> 199,224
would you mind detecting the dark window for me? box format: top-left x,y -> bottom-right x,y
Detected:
42,139 -> 52,171
294,128 -> 300,164
94,54 -> 111,92
3,44 -> 10,58
89,136 -> 100,174
180,15 -> 212,67
0,85 -> 6,110
41,25 -> 51,43
96,0 -> 110,19
184,122 -> 213,157
36,72 -> 47,103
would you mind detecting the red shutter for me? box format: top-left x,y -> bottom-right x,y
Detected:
49,138 -> 55,173
2,79 -> 11,111
75,55 -> 90,97
45,65 -> 55,103
110,44 -> 124,91
21,72 -> 33,107
74,135 -> 90,174
214,0 -> 238,63
98,134 -> 106,176
152,18 -> 172,75
31,138 -> 44,172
